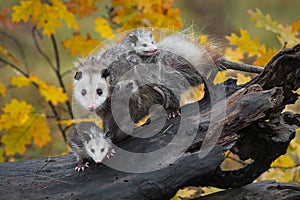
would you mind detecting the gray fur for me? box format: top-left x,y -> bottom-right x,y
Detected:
67,122 -> 112,171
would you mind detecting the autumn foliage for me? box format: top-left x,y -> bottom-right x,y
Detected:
0,0 -> 300,196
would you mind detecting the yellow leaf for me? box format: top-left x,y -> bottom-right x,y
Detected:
10,75 -> 31,87
95,17 -> 114,39
51,0 -> 79,30
254,47 -> 278,66
29,115 -> 51,147
62,33 -> 99,56
0,99 -> 33,130
224,47 -> 244,62
12,0 -> 78,36
292,19 -> 300,33
226,29 -> 263,57
236,73 -> 251,85
0,82 -> 6,96
38,82 -> 68,105
173,187 -> 203,199
272,154 -> 295,167
36,3 -> 63,36
1,125 -> 32,156
214,71 -> 228,85
248,9 -> 299,46
11,0 -> 38,23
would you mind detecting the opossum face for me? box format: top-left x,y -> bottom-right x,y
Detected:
128,32 -> 157,56
83,126 -> 111,163
74,70 -> 109,111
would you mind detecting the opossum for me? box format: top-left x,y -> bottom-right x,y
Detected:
122,28 -> 158,56
72,30 -> 218,143
67,122 -> 115,172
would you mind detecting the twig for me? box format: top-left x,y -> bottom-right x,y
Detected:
61,67 -> 75,78
0,57 -> 28,77
48,101 -> 67,142
217,58 -> 264,74
0,32 -> 29,74
50,35 -> 74,119
32,27 -> 56,72
35,157 -> 56,174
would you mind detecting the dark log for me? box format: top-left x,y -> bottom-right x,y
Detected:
198,180 -> 300,200
0,44 -> 299,199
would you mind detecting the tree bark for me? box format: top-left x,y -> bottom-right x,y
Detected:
0,44 -> 299,200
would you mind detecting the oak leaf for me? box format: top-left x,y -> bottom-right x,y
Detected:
10,75 -> 31,87
95,17 -> 114,39
0,99 -> 33,130
62,33 -> 99,56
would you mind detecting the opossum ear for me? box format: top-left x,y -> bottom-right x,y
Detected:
128,34 -> 138,45
74,71 -> 82,81
101,69 -> 110,79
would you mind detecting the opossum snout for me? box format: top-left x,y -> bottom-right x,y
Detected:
88,105 -> 96,111
95,160 -> 102,163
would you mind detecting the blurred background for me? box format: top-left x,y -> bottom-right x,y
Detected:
0,1 -> 299,197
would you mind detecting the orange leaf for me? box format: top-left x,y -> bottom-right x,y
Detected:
62,33 -> 99,56
292,19 -> 300,33
66,0 -> 101,18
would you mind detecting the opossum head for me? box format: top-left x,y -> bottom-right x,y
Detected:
127,29 -> 157,56
74,68 -> 110,111
82,125 -> 111,163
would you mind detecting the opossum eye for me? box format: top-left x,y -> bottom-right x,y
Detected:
81,89 -> 87,96
151,41 -> 154,44
91,148 -> 95,153
142,44 -> 148,47
74,71 -> 82,80
96,89 -> 103,96
101,148 -> 105,152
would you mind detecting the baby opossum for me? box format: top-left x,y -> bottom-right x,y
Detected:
122,28 -> 158,56
67,122 -> 115,172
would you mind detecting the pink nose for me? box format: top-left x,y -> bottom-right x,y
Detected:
88,105 -> 96,111
95,160 -> 102,163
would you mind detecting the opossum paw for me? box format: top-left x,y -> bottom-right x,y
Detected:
167,111 -> 181,119
75,162 -> 89,172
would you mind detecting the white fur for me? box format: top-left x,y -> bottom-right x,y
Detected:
74,69 -> 109,111
83,126 -> 111,163
158,33 -> 212,77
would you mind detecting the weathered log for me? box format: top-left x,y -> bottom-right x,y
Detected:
0,45 -> 299,200
199,180 -> 300,200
